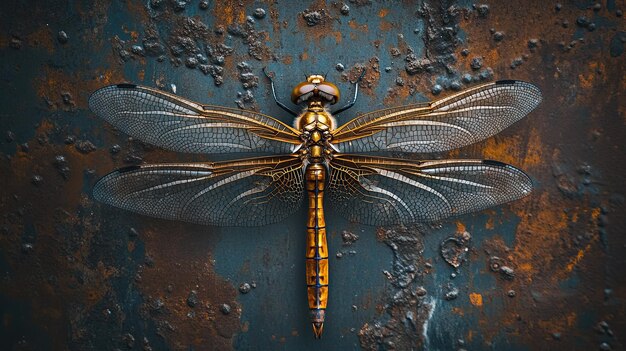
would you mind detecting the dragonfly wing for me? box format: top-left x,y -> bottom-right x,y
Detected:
89,84 -> 301,154
93,155 -> 305,226
327,155 -> 532,226
333,80 -> 541,154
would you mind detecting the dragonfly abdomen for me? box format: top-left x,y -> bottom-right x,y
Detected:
305,163 -> 328,338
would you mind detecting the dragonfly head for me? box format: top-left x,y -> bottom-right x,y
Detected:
291,75 -> 340,106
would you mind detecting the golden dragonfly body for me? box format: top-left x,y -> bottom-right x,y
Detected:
89,72 -> 541,338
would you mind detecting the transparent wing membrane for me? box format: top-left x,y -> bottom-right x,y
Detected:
91,81 -> 540,228
333,80 -> 541,154
327,155 -> 532,225
89,84 -> 301,154
93,156 -> 305,226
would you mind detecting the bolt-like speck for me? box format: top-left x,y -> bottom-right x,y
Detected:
253,8 -> 266,19
239,283 -> 251,294
57,31 -> 69,44
431,84 -> 443,95
340,4 -> 350,16
220,303 -> 231,314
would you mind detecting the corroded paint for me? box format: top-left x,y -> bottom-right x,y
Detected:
1,0 -> 625,350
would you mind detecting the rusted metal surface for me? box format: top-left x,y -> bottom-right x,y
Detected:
0,0 -> 624,350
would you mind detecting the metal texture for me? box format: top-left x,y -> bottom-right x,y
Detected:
0,1 -> 625,350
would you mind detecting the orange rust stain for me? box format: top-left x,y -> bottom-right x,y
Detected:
455,221 -> 466,233
139,226 -> 241,349
565,248 -> 586,273
332,31 -> 342,44
378,8 -> 389,17
212,2 -> 245,26
578,72 -> 594,89
518,262 -> 533,273
125,0 -> 150,22
0,126 -> 126,349
379,20 -> 394,31
348,20 -> 368,32
511,192 -> 569,281
27,27 -> 55,53
469,293 -> 483,307
481,135 -> 524,166
0,33 -> 9,49
451,307 -> 465,316
485,217 -> 494,230
578,62 -> 607,89
537,312 -> 578,333
521,127 -> 543,168
512,193 -> 602,283
282,55 -> 293,65
479,126 -> 543,169
300,51 -> 309,61
591,207 -> 601,221
36,66 -> 125,110
564,210 -> 599,273
137,69 -> 145,82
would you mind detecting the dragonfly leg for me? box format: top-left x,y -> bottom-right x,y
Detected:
262,68 -> 298,117
332,68 -> 366,116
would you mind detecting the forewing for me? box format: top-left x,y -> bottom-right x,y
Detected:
327,155 -> 532,226
89,84 -> 301,154
93,155 -> 305,226
333,80 -> 541,154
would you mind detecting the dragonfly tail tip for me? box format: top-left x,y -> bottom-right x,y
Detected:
312,322 -> 324,339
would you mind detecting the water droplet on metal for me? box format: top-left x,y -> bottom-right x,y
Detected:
31,175 -> 43,186
341,230 -> 359,245
187,290 -> 198,307
220,303 -> 231,314
340,4 -> 350,16
253,8 -> 266,19
239,283 -> 251,294
21,243 -> 34,253
489,256 -> 504,271
444,285 -> 459,301
431,84 -> 443,95
57,30 -> 69,44
440,231 -> 471,268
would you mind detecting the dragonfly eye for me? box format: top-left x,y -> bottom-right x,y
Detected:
291,80 -> 340,105
317,83 -> 340,104
292,83 -> 316,104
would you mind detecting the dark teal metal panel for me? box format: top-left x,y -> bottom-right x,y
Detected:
1,1 -> 625,350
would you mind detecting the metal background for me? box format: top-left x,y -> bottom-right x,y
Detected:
1,1 -> 625,350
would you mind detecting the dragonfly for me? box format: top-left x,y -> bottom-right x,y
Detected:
89,69 -> 541,338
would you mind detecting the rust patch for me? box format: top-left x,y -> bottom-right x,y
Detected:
137,225 -> 241,350
348,19 -> 368,32
0,119 -> 241,349
35,66 -> 125,110
0,127 -> 116,349
469,293 -> 483,307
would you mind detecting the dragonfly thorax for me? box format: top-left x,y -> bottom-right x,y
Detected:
295,106 -> 337,161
